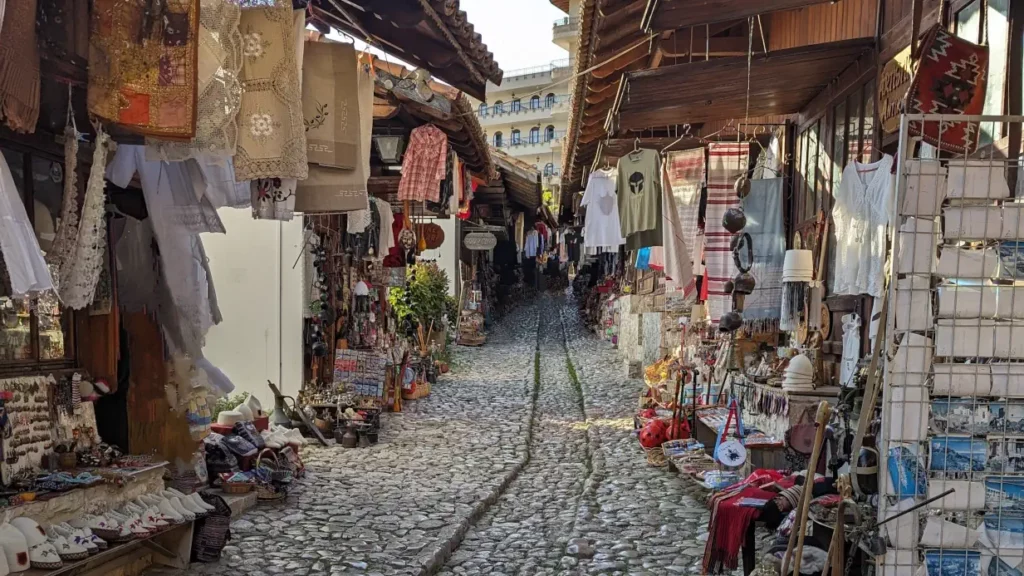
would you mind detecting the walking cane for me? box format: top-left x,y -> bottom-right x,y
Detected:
782,401 -> 831,576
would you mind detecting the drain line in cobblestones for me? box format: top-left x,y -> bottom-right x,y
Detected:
416,314 -> 544,576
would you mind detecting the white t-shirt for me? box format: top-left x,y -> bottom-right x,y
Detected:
581,169 -> 625,249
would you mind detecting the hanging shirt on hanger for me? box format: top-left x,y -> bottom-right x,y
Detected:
832,154 -> 894,298
580,169 -> 625,249
617,149 -> 662,248
398,124 -> 447,202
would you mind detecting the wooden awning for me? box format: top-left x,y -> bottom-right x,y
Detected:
311,0 -> 502,100
492,150 -> 542,211
617,39 -> 875,131
373,66 -> 495,181
644,0 -> 836,32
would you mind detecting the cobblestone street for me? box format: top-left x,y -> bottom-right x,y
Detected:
188,296 -> 711,576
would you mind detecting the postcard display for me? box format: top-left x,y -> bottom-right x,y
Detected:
879,115 -> 1024,576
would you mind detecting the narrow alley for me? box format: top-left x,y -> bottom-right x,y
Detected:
187,297 -> 709,576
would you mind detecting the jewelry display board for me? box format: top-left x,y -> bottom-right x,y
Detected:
0,375 -> 54,485
879,114 -> 1024,576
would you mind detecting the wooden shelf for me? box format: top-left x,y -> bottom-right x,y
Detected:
23,521 -> 192,576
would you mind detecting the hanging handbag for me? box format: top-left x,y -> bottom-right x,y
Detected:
714,398 -> 747,468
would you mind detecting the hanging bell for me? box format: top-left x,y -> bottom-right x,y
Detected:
722,207 -> 747,233
719,311 -> 743,332
732,272 -> 756,295
734,175 -> 751,198
723,280 -> 734,294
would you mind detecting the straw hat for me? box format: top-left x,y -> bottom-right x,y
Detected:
216,410 -> 244,426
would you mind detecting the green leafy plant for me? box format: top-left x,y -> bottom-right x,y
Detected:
387,262 -> 451,330
213,393 -> 248,421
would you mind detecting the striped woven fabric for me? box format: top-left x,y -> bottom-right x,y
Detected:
705,143 -> 749,323
665,149 -> 705,270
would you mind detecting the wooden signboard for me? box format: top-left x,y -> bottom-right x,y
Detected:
464,232 -> 497,251
879,46 -> 914,134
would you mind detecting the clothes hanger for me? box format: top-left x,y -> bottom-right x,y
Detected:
660,123 -> 693,154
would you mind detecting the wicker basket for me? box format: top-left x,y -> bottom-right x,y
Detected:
255,449 -> 291,500
644,446 -> 668,467
222,482 -> 253,494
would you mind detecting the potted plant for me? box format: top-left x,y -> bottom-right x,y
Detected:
387,263 -> 451,356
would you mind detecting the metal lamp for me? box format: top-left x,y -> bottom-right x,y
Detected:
373,135 -> 405,164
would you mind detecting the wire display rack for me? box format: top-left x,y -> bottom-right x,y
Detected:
879,114 -> 1024,576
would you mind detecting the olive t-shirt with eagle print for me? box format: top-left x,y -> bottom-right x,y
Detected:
616,148 -> 663,248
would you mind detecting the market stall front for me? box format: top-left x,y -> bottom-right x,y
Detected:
559,0 -> 1024,573
0,0 -> 503,573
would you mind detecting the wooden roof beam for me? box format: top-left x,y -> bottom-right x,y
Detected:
647,0 -> 835,33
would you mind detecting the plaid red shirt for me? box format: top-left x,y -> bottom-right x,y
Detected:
398,124 -> 448,202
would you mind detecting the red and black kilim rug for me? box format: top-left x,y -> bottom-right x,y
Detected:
907,24 -> 989,154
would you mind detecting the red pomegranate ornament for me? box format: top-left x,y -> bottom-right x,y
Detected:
639,419 -> 669,448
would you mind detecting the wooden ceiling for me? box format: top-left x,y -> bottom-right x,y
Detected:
312,0 -> 502,101
646,0 -> 834,32
550,0 -> 571,12
560,0 -> 879,206
618,39 -> 875,130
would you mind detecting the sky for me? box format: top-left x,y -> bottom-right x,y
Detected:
458,0 -> 569,71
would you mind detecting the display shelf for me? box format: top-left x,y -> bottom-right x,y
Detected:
22,521 -> 193,576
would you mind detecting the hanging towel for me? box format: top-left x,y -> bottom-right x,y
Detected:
0,0 -> 39,133
659,164 -> 694,296
146,0 -> 244,160
706,143 -> 748,323
740,178 -> 785,330
301,40 -> 359,169
88,0 -> 199,139
293,56 -> 374,213
664,148 -> 704,272
233,3 -> 308,180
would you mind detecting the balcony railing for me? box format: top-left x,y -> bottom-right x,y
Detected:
501,59 -> 573,82
553,17 -> 579,30
478,97 -> 568,118
491,130 -> 567,149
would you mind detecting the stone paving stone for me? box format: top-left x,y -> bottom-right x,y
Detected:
186,303 -> 539,576
178,294 -> 755,576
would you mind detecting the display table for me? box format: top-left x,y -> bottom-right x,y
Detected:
0,463 -> 197,575
22,521 -> 193,576
2,464 -> 167,525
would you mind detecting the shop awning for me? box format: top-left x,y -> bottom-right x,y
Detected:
372,64 -> 495,181
492,150 -> 543,212
617,39 -> 875,131
311,0 -> 503,101
644,0 -> 835,32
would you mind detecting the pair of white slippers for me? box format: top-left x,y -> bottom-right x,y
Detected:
260,426 -> 305,449
85,489 -> 214,541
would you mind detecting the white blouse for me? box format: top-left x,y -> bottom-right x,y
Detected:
581,169 -> 625,249
832,154 -> 894,298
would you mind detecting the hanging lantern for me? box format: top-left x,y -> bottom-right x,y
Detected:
354,281 -> 371,313
373,134 -> 405,164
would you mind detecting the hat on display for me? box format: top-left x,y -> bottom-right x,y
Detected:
783,354 -> 815,390
9,519 -> 45,548
236,403 -> 254,422
783,250 -> 814,282
216,410 -> 244,426
0,524 -> 25,573
245,394 -> 263,418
